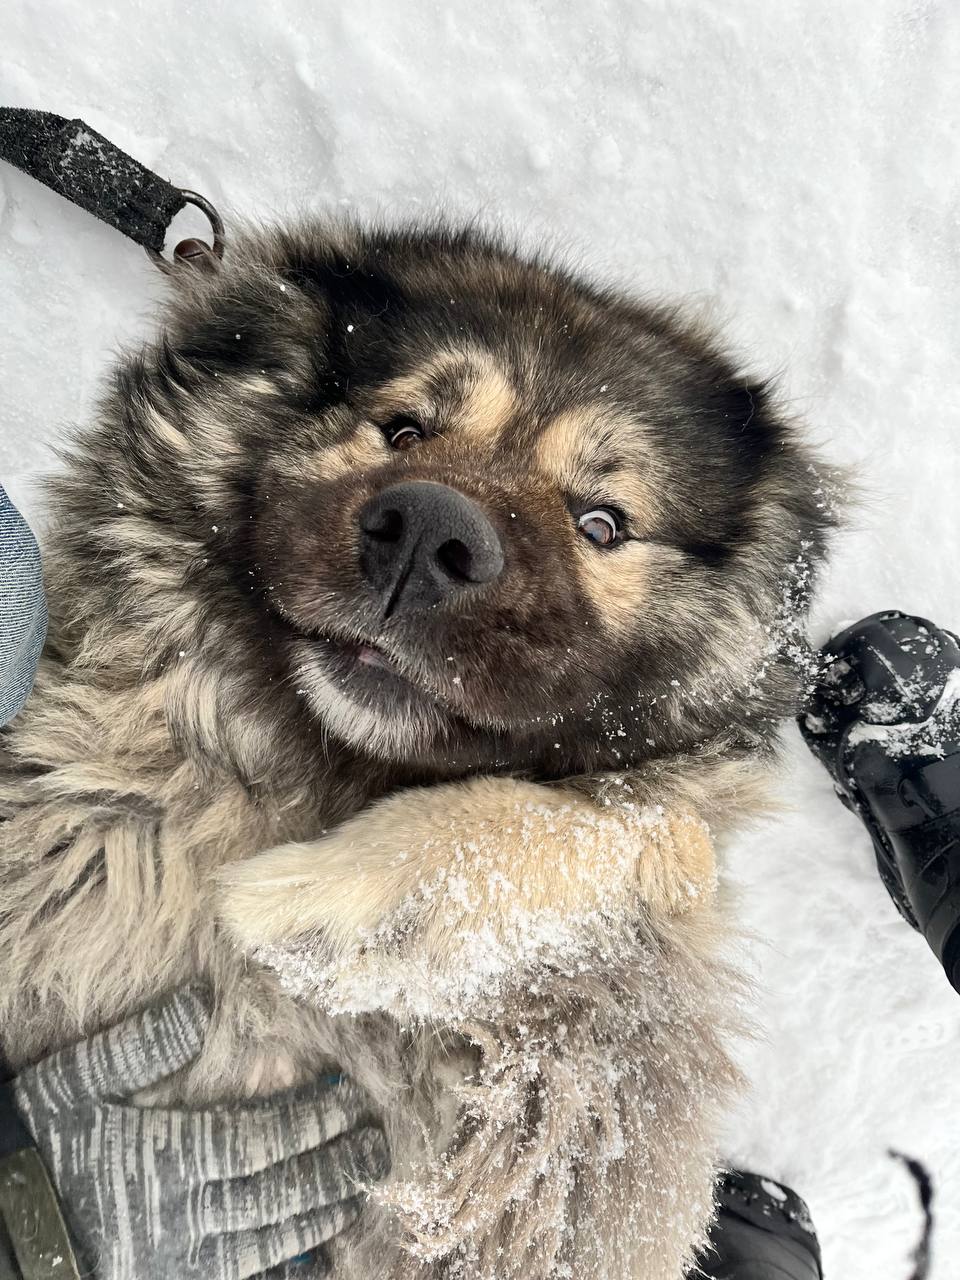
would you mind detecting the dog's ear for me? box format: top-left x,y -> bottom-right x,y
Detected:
717,378 -> 775,448
725,375 -> 844,556
155,270 -> 325,399
157,229 -> 415,414
706,371 -> 842,562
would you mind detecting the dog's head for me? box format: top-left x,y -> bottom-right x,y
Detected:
58,223 -> 835,776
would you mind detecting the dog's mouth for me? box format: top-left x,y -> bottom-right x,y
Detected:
267,589 -> 459,704
320,633 -> 415,687
287,618 -> 451,708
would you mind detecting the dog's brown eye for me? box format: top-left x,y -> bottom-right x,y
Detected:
577,509 -> 620,546
383,417 -> 426,450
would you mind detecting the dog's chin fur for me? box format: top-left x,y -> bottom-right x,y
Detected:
292,642 -> 446,762
0,219 -> 839,1278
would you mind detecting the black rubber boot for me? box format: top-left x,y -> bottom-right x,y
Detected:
693,1170 -> 823,1279
799,611 -> 960,993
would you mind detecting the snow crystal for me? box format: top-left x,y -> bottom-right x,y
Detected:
847,669 -> 960,759
258,797 -> 704,1024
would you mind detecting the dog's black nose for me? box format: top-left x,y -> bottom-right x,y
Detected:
359,481 -> 504,617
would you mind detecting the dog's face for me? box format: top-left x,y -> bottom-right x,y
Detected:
68,224 -> 833,776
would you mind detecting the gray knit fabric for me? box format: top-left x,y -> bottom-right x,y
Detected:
13,988 -> 388,1279
0,484 -> 46,727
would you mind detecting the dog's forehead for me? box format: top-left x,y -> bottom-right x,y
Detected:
360,343 -> 650,476
363,346 -> 516,441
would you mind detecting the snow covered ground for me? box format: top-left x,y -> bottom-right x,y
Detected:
2,2 -> 958,1275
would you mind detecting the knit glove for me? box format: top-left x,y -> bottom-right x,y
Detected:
12,988 -> 388,1279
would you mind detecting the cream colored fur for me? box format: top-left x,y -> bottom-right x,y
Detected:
218,768 -> 755,1277
0,640 -> 757,1278
220,775 -> 718,956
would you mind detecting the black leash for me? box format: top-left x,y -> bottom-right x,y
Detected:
0,107 -> 224,271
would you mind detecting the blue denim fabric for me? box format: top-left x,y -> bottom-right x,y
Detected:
0,484 -> 47,725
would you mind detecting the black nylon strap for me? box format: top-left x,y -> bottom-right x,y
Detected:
0,1047 -> 32,1163
0,1087 -> 32,1164
0,108 -> 186,253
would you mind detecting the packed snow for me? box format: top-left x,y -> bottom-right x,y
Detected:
2,2 -> 959,1276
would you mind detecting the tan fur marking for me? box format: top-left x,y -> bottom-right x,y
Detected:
536,408 -> 594,485
237,374 -> 282,397
296,421 -> 386,484
368,347 -> 515,442
143,404 -> 189,453
537,409 -> 656,521
367,349 -> 465,422
457,359 -> 515,440
600,466 -> 653,523
575,537 -> 651,638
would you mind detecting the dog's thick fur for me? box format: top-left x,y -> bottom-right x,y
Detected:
0,222 -> 835,1278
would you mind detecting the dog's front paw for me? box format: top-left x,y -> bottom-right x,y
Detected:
219,814 -> 423,955
218,775 -> 716,1017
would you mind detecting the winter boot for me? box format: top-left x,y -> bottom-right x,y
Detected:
799,611 -> 960,993
693,1169 -> 823,1279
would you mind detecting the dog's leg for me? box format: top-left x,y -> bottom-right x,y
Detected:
219,774 -> 716,958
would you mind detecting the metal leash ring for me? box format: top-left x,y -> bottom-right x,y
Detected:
148,190 -> 226,274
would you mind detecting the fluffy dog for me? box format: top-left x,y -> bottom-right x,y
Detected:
0,222 -> 835,1278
